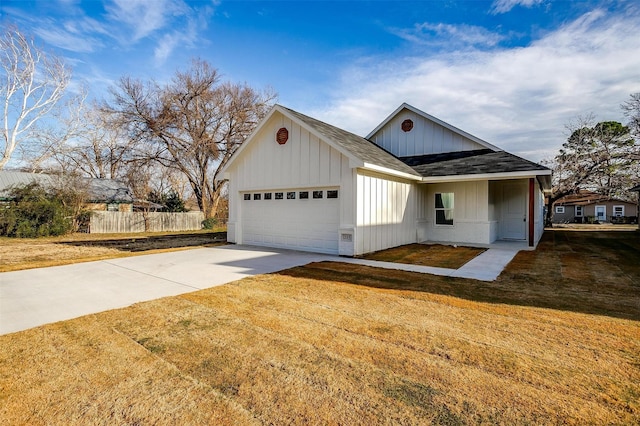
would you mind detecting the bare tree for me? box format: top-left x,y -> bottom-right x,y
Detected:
545,115 -> 640,224
103,59 -> 276,218
0,26 -> 71,169
51,104 -> 137,179
622,93 -> 640,147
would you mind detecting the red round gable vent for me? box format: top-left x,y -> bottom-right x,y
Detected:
401,119 -> 414,132
276,127 -> 289,145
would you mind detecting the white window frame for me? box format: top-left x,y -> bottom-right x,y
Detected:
595,205 -> 606,221
613,205 -> 624,217
575,206 -> 583,217
555,205 -> 565,214
435,192 -> 454,226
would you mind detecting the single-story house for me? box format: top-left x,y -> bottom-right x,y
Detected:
0,171 -> 134,212
552,191 -> 638,224
221,103 -> 552,256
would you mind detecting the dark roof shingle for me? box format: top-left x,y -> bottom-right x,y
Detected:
281,106 -> 420,177
400,149 -> 550,177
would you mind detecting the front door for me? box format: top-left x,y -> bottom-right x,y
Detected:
595,205 -> 606,222
500,182 -> 527,240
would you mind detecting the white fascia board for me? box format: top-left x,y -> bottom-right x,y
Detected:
366,103 -> 501,152
419,169 -> 551,184
362,163 -> 422,181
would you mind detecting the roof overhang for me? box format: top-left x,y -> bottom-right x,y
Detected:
361,163 -> 422,181
219,104 -> 364,181
419,169 -> 552,192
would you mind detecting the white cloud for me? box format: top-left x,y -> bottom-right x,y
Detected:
391,22 -> 505,49
105,0 -> 186,41
313,8 -> 640,162
491,0 -> 545,14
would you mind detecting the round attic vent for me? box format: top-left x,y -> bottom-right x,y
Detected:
401,119 -> 414,132
276,127 -> 289,145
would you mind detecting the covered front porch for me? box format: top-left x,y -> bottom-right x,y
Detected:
416,177 -> 546,248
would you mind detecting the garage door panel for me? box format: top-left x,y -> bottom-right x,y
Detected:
241,192 -> 339,254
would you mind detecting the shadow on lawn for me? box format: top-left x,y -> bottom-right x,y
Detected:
59,232 -> 226,252
279,230 -> 640,321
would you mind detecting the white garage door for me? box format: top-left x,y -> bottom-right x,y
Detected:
241,189 -> 339,254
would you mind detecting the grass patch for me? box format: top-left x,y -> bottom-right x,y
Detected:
361,243 -> 485,269
0,230 -> 639,424
0,229 -> 226,272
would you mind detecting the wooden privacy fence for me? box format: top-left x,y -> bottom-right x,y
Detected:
89,211 -> 205,234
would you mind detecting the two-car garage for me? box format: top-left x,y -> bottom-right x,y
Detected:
240,188 -> 340,254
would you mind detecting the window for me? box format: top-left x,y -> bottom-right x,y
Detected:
327,190 -> 338,199
313,190 -> 323,199
555,206 -> 565,214
107,203 -> 119,211
243,194 -> 251,201
299,191 -> 309,199
435,193 -> 454,225
575,206 -> 583,217
264,193 -> 272,200
287,192 -> 296,199
253,193 -> 261,200
275,192 -> 283,200
613,206 -> 624,217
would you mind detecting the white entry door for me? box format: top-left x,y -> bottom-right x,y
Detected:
500,182 -> 527,240
595,206 -> 606,222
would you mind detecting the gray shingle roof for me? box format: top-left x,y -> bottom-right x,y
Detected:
280,106 -> 421,177
400,149 -> 550,177
0,171 -> 133,203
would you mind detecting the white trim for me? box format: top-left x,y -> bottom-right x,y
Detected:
613,205 -> 625,217
419,169 -> 551,184
575,205 -> 583,217
595,205 -> 607,221
555,206 -> 565,214
366,103 -> 501,151
361,163 -> 422,181
220,104 -> 364,179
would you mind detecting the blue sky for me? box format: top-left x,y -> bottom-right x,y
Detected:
2,0 -> 639,162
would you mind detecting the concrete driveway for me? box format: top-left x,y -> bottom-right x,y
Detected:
0,245 -> 329,335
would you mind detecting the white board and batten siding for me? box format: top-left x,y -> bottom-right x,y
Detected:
369,109 -> 486,157
354,170 -> 418,256
226,111 -> 354,255
418,181 -> 493,245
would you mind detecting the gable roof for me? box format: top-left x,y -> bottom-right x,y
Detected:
222,104 -> 422,180
279,106 -> 420,178
554,191 -> 636,206
222,104 -> 552,187
366,103 -> 501,152
0,171 -> 133,203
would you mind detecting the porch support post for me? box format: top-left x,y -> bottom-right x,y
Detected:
528,178 -> 535,247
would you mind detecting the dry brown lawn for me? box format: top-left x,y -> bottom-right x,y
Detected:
0,230 -> 226,272
361,243 -> 485,269
1,230 -> 639,425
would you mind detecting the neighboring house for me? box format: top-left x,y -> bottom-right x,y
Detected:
629,184 -> 640,230
0,171 -> 134,212
221,103 -> 551,256
552,192 -> 638,224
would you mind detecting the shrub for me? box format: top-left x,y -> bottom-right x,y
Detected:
201,217 -> 218,229
0,182 -> 75,237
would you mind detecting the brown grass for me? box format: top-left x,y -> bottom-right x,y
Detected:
361,243 -> 485,269
0,229 -> 639,424
0,230 -> 226,272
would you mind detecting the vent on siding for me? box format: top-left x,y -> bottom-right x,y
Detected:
276,127 -> 289,145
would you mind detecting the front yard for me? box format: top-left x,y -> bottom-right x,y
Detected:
0,230 -> 639,424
